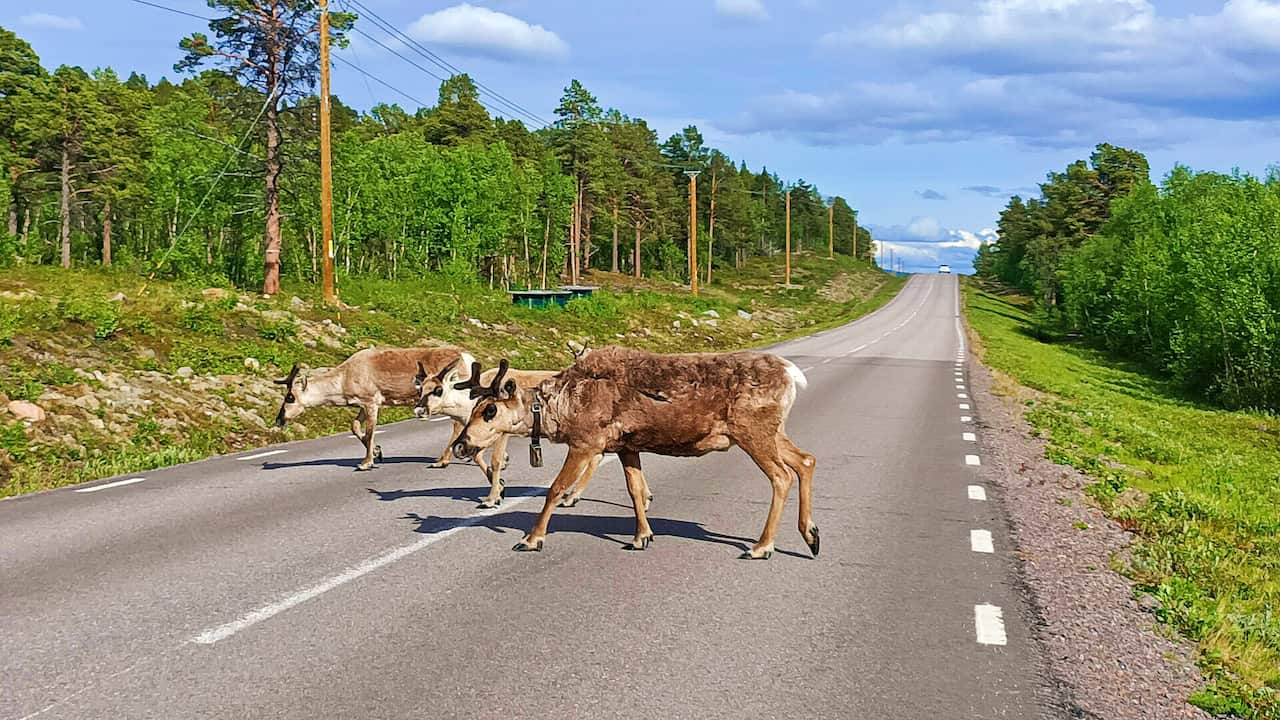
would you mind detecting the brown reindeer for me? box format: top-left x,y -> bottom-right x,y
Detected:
274,346 -> 472,471
451,346 -> 816,559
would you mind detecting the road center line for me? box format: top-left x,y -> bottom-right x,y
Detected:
238,449 -> 288,461
970,529 -> 994,553
975,604 -> 1008,646
192,457 -> 617,645
74,477 -> 145,493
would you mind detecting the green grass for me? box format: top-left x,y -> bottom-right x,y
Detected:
964,279 -> 1280,719
0,253 -> 902,498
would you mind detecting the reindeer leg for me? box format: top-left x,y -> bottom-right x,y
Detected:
737,437 -> 795,559
350,407 -> 367,446
778,435 -> 820,557
477,433 -> 510,509
513,447 -> 598,552
559,452 -> 602,508
619,452 -> 654,551
356,404 -> 380,471
429,420 -> 463,469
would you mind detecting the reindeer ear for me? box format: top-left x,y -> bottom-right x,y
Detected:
414,362 -> 428,386
299,375 -> 308,391
434,357 -> 460,383
502,380 -> 517,398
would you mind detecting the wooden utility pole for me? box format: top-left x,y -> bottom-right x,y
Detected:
689,172 -> 699,295
828,203 -> 834,259
318,0 -> 337,305
852,209 -> 859,260
784,190 -> 792,285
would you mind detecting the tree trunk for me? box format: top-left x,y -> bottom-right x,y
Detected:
60,144 -> 72,269
6,198 -> 15,240
611,198 -> 619,273
633,219 -> 641,278
101,197 -> 112,266
569,181 -> 580,284
19,207 -> 30,264
262,93 -> 283,295
541,212 -> 550,289
583,204 -> 592,273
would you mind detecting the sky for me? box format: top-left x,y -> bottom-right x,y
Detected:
6,0 -> 1280,273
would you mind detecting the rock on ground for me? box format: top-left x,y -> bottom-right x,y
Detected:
7,400 -> 46,423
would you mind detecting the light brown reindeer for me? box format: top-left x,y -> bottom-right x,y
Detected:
274,346 -> 472,471
451,346 -> 817,559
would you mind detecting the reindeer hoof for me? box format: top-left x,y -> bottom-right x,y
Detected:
356,463 -> 376,472
512,538 -> 544,552
373,445 -> 384,462
559,495 -> 580,508
427,460 -> 449,469
477,498 -> 501,509
624,536 -> 652,551
806,525 -> 821,557
739,548 -> 773,560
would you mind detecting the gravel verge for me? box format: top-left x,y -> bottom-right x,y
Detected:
967,351 -> 1212,720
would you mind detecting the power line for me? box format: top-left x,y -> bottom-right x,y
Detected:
342,0 -> 552,128
126,0 -> 212,21
332,56 -> 430,109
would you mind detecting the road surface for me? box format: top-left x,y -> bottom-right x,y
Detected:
2,274 -> 1065,719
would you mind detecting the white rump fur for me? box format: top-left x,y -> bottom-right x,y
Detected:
780,358 -> 807,419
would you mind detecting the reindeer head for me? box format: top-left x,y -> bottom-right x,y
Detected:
451,359 -> 526,460
412,357 -> 463,418
273,364 -> 307,428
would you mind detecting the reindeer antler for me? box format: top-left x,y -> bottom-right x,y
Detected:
488,359 -> 510,398
455,361 -> 484,392
414,362 -> 429,388
274,364 -> 300,386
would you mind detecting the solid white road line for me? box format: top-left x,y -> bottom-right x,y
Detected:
193,457 -> 616,644
429,416 -> 451,423
968,485 -> 987,501
974,604 -> 1008,646
970,529 -> 994,553
74,477 -> 145,493
965,454 -> 981,466
238,450 -> 287,461
963,432 -> 977,442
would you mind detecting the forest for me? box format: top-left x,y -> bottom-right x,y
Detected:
974,143 -> 1280,411
0,7 -> 870,297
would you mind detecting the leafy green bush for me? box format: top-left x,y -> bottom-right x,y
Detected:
179,304 -> 223,334
257,320 -> 295,341
58,295 -> 120,339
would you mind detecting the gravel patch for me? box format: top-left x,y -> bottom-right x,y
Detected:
967,353 -> 1211,720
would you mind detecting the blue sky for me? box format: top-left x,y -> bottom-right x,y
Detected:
7,0 -> 1280,272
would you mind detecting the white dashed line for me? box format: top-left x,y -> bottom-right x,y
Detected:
851,344 -> 867,353
975,604 -> 1008,646
959,403 -> 970,410
801,366 -> 815,372
957,393 -> 969,399
374,430 -> 385,435
968,485 -> 987,501
193,457 -> 617,644
963,432 -> 977,442
822,358 -> 833,364
961,416 -> 972,423
965,454 -> 981,466
238,450 -> 287,461
429,416 -> 451,423
970,529 -> 994,553
956,385 -> 966,390
75,477 -> 145,493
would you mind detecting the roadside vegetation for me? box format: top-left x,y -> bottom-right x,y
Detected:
965,280 -> 1280,719
0,253 -> 901,498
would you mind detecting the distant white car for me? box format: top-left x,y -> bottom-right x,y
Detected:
939,264 -> 952,274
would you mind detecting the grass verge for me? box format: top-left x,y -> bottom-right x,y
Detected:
0,253 -> 903,498
963,279 -> 1280,719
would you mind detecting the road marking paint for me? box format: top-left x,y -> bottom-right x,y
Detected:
851,344 -> 867,352
959,403 -> 970,410
974,604 -> 1008,646
968,485 -> 987,501
75,477 -> 145,493
194,456 -> 618,644
374,430 -> 385,435
965,454 -> 981,466
801,365 -> 815,372
956,384 -> 966,390
970,529 -> 994,553
238,449 -> 287,461
961,416 -> 972,423
963,432 -> 977,442
957,392 -> 968,399
429,416 -> 451,423
822,358 -> 833,364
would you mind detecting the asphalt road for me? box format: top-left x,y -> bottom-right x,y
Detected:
2,274 -> 1065,719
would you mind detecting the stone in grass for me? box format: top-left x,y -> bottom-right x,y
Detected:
201,288 -> 230,300
702,309 -> 720,318
177,366 -> 195,379
244,357 -> 261,373
108,292 -> 126,303
7,400 -> 46,423
737,309 -> 753,320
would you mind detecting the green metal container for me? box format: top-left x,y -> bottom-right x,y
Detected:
510,289 -> 573,309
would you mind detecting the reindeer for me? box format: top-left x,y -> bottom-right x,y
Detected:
451,346 -> 817,560
274,346 -> 472,471
412,359 -> 554,508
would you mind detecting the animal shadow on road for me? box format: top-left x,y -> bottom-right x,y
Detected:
398,507 -> 809,558
262,455 -> 463,471
367,485 -> 629,511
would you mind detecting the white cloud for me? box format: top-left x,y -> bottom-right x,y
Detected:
715,0 -> 770,21
869,220 -> 997,273
20,13 -> 83,31
406,4 -> 568,63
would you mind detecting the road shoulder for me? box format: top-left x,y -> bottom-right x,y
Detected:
966,348 -> 1211,720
